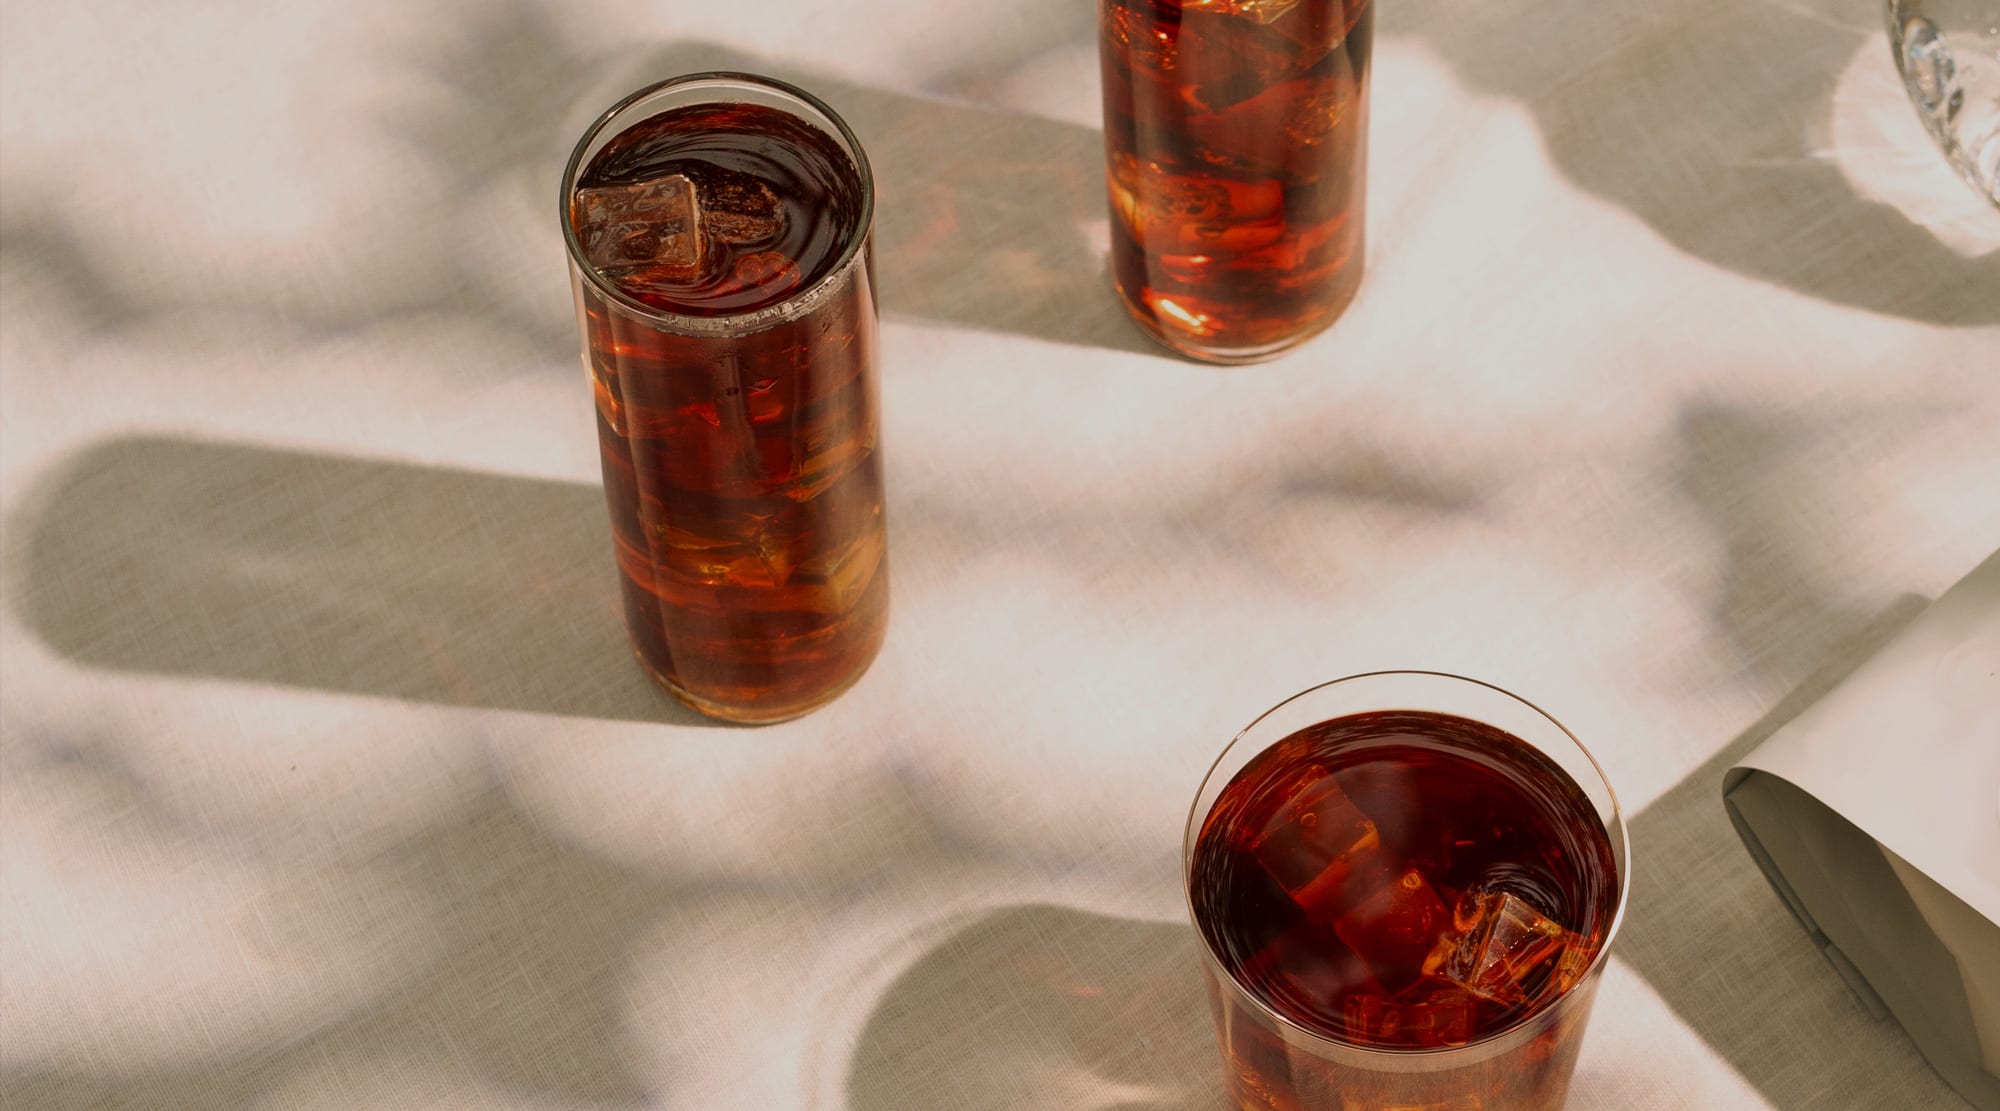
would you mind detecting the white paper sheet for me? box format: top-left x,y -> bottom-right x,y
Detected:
1728,549 -> 2000,1108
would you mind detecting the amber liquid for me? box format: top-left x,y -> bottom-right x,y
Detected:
1099,0 -> 1372,362
1189,711 -> 1618,1109
571,102 -> 887,723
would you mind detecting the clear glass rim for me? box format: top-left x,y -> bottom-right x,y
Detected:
558,70 -> 877,334
1181,669 -> 1631,1061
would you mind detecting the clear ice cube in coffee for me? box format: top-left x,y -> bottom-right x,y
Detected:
718,249 -> 803,301
1183,0 -> 1302,25
573,173 -> 702,276
1342,977 -> 1478,1047
1108,156 -> 1286,254
700,170 -> 787,245
1429,890 -> 1577,1006
1332,867 -> 1453,992
1239,928 -> 1379,1028
1245,763 -> 1381,905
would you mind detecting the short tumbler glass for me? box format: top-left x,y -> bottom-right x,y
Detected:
1183,671 -> 1629,1110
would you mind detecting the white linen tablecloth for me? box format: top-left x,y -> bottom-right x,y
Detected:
3,1 -> 1997,1108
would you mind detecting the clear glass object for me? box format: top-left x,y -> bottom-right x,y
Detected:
1098,0 -> 1374,364
560,74 -> 889,724
1888,0 -> 2000,206
1183,671 -> 1630,1110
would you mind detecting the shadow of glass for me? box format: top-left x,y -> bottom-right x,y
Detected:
6,435 -> 717,725
1672,404 -> 1889,688
0,789 -> 668,1111
846,905 -> 1223,1111
2,9 -> 1149,358
1619,594 -> 1974,1109
1401,2 -> 1999,325
584,42 -> 1151,355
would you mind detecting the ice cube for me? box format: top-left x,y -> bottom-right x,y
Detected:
1187,44 -> 1303,114
1101,0 -> 1180,75
794,528 -> 886,614
1108,155 -> 1286,255
716,250 -> 804,303
788,421 -> 876,501
1279,83 -> 1356,149
572,174 -> 702,276
1183,76 -> 1358,182
700,170 -> 786,245
1236,0 -> 1357,59
1427,891 -> 1574,1006
1242,762 -> 1381,908
1331,867 -> 1453,993
1177,0 -> 1354,111
655,521 -> 759,589
1342,978 -> 1478,1048
747,511 -> 809,588
1552,935 -> 1598,993
671,502 -> 824,593
1183,0 -> 1302,25
1238,927 -> 1380,1030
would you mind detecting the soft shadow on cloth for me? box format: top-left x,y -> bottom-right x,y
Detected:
586,41 -> 1151,354
1618,594 -> 1975,1110
1676,404 -> 1893,688
1401,0 -> 2000,325
0,15 -> 1148,359
846,905 -> 1220,1111
6,435 -> 714,726
1673,400 -> 1993,690
422,18 -> 1150,351
0,788 -> 670,1111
